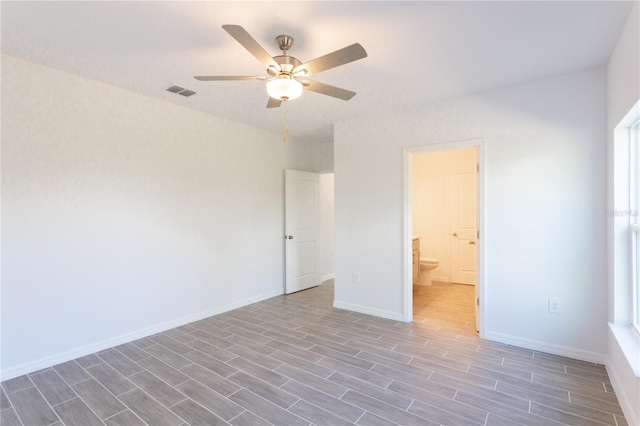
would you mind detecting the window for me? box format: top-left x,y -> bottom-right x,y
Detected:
632,120 -> 640,331
614,100 -> 640,337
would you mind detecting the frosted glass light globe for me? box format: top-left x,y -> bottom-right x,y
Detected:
266,76 -> 303,101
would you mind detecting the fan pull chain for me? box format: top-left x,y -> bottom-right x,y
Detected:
283,101 -> 290,142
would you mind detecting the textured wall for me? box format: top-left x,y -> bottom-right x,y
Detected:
335,68 -> 607,360
1,55 -> 313,378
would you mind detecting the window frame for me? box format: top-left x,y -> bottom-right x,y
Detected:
630,118 -> 640,334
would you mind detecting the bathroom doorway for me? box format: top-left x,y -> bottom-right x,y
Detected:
403,139 -> 483,335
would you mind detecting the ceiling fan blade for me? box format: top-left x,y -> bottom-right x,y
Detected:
194,76 -> 265,81
301,80 -> 356,100
222,25 -> 280,71
266,97 -> 282,108
294,43 -> 367,77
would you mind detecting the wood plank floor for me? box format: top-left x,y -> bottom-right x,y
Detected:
1,281 -> 627,426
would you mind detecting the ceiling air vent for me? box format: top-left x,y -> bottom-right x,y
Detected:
166,85 -> 196,97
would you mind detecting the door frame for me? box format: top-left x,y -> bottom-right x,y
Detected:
402,138 -> 485,337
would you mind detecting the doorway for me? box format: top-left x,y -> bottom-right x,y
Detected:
284,169 -> 335,294
403,139 -> 484,336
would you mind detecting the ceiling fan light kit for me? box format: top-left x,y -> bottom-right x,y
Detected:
266,76 -> 303,101
194,25 -> 367,108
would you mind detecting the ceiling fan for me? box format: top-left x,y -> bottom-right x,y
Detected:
194,25 -> 367,108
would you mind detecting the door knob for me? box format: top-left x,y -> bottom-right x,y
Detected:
469,240 -> 475,245
452,232 -> 457,237
287,235 -> 294,240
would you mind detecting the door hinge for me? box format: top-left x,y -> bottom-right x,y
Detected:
477,297 -> 480,306
476,163 -> 479,172
477,230 -> 479,239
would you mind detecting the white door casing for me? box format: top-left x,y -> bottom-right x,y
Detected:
449,171 -> 477,285
285,169 -> 321,294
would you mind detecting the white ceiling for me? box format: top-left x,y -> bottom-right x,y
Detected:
1,1 -> 634,142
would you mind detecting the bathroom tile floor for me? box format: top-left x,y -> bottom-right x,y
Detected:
413,281 -> 477,335
1,280 -> 627,425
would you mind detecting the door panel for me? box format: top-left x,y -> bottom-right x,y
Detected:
285,169 -> 321,294
449,172 -> 476,285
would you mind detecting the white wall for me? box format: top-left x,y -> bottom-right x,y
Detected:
335,67 -> 608,360
606,2 -> 640,423
412,148 -> 476,283
311,139 -> 335,282
318,173 -> 335,282
312,140 -> 334,173
0,55 -> 313,378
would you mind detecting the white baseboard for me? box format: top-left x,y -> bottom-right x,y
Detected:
607,323 -> 640,425
333,300 -> 404,322
322,273 -> 335,282
607,357 -> 640,426
484,331 -> 608,364
1,288 -> 283,381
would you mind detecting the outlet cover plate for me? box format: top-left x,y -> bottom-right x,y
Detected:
549,297 -> 562,314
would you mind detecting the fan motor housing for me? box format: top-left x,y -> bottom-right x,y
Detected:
268,55 -> 302,75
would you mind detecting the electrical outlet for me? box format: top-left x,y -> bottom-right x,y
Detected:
352,272 -> 361,283
549,297 -> 562,314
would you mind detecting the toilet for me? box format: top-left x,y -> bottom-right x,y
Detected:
419,257 -> 439,286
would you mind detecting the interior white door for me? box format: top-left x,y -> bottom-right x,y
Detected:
285,169 -> 321,294
449,172 -> 477,285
